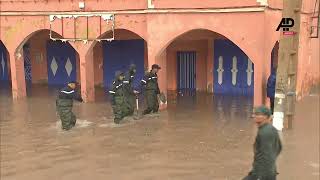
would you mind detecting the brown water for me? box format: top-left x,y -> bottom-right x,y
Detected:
0,85 -> 319,180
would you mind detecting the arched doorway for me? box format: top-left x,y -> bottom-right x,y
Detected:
91,29 -> 148,98
271,41 -> 279,71
0,41 -> 10,86
16,30 -> 80,96
0,40 -> 11,98
164,29 -> 254,97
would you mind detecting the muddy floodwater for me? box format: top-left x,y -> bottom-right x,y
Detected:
0,86 -> 319,180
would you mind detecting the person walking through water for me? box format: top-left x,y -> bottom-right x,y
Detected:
140,64 -> 161,115
267,68 -> 276,114
109,71 -> 130,124
123,64 -> 139,116
56,81 -> 83,131
243,106 -> 282,180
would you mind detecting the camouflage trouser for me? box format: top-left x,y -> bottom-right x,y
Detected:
56,99 -> 76,131
112,96 -> 130,124
125,94 -> 136,116
143,90 -> 159,115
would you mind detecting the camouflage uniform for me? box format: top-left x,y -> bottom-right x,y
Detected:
56,85 -> 83,130
141,70 -> 160,115
123,65 -> 137,116
109,72 -> 130,124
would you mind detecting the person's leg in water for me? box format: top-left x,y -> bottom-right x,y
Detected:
152,92 -> 159,113
113,97 -> 124,124
143,90 -> 153,115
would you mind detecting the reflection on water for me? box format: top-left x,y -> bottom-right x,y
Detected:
0,86 -> 319,180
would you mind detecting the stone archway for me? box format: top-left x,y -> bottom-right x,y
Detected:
12,29 -> 80,97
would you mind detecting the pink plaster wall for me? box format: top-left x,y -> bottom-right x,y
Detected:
27,32 -> 49,83
296,13 -> 319,99
0,0 -> 147,11
153,0 -> 260,8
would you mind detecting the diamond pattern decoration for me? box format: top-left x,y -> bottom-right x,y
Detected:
65,57 -> 73,77
1,53 -> 5,77
50,57 -> 58,76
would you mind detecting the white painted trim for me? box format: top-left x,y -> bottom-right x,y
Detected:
0,7 -> 266,16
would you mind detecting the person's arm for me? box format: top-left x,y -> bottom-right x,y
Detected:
73,89 -> 83,102
139,73 -> 149,92
276,133 -> 282,156
108,81 -> 117,105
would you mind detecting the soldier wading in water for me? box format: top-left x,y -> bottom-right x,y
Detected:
56,81 -> 83,131
140,64 -> 162,115
109,71 -> 131,124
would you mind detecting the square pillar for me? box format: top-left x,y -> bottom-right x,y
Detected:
79,49 -> 95,102
9,50 -> 26,100
254,62 -> 265,106
207,39 -> 214,93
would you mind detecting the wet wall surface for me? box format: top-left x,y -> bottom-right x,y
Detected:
0,86 -> 319,180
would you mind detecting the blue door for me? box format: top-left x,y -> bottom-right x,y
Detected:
47,41 -> 77,86
0,42 -> 9,84
177,51 -> 196,90
23,44 -> 32,84
271,41 -> 279,71
103,40 -> 145,90
213,39 -> 254,96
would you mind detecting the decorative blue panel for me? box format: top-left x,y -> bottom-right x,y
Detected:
103,40 -> 145,90
23,44 -> 32,84
47,41 -> 77,86
214,39 -> 254,96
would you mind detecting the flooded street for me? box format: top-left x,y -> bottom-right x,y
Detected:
0,86 -> 319,180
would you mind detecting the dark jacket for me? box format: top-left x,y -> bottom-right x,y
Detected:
123,71 -> 136,96
109,79 -> 125,97
251,123 -> 282,176
57,86 -> 83,102
140,71 -> 160,94
267,73 -> 276,98
56,85 -> 83,108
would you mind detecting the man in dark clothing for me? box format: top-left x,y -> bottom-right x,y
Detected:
140,64 -> 161,115
109,71 -> 130,124
123,64 -> 139,116
267,69 -> 276,114
243,106 -> 282,180
56,81 -> 83,131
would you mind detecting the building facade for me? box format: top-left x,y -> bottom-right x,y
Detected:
0,0 -> 319,106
